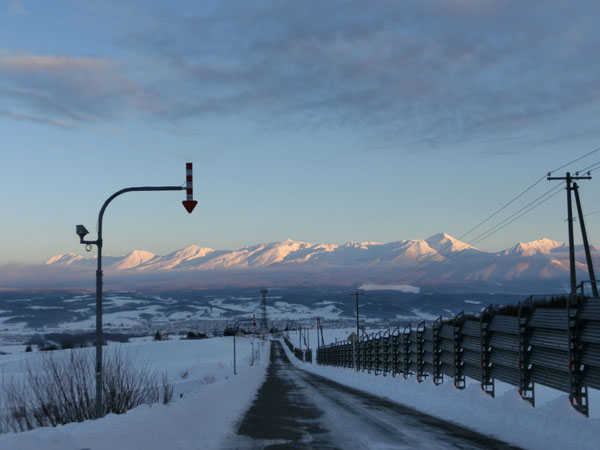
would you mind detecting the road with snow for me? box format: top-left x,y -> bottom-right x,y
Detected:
234,341 -> 520,449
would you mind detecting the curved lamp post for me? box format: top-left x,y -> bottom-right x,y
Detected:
76,163 -> 197,419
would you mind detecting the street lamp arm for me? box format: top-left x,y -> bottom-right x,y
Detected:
78,184 -> 185,420
98,186 -> 184,243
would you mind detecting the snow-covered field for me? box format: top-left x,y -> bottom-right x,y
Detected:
1,328 -> 600,449
0,336 -> 268,450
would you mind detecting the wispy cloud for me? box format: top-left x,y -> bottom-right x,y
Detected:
9,0 -> 27,15
0,50 -> 147,126
118,0 -> 600,144
0,107 -> 75,128
2,1 -> 600,146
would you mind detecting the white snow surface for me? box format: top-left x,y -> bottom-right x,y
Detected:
283,329 -> 600,450
0,336 -> 268,450
3,329 -> 600,449
359,284 -> 420,293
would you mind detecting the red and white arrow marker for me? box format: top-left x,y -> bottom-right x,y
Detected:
182,162 -> 198,214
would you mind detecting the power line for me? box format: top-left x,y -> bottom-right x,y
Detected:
407,186 -> 564,282
393,176 -> 548,281
547,146 -> 600,176
577,160 -> 600,174
469,184 -> 564,247
400,147 -> 600,282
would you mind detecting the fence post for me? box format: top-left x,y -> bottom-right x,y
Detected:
392,327 -> 400,378
374,331 -> 382,375
432,316 -> 443,385
403,324 -> 412,378
417,320 -> 427,382
480,305 -> 495,397
454,311 -> 466,389
518,298 -> 535,406
382,329 -> 391,376
364,332 -> 371,373
568,293 -> 589,416
356,334 -> 363,371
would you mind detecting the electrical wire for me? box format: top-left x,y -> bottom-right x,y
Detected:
547,146 -> 600,176
469,184 -> 564,247
407,186 -> 565,282
577,160 -> 600,174
399,146 -> 600,282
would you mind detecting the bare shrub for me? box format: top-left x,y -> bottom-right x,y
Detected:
161,372 -> 173,404
1,347 -> 173,433
102,348 -> 160,414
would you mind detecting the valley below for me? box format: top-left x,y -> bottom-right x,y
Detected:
0,286 -> 531,346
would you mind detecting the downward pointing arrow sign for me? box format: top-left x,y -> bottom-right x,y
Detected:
182,200 -> 198,214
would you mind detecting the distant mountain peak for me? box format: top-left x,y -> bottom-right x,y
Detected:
111,250 -> 156,270
44,253 -> 83,265
505,238 -> 565,256
425,233 -> 475,253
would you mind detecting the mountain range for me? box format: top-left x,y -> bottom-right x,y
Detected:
44,233 -> 600,289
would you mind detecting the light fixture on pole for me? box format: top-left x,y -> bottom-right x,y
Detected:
76,163 -> 197,419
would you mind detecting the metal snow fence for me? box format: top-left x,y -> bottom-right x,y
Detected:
285,335 -> 313,362
317,295 -> 600,417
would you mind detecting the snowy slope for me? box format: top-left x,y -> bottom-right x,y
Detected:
0,336 -> 268,450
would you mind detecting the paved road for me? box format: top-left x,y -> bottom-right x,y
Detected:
233,340 -> 521,450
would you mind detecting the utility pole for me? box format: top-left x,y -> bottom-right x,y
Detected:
316,317 -> 325,347
547,172 -> 595,296
350,291 -> 364,337
260,289 -> 269,334
573,182 -> 599,297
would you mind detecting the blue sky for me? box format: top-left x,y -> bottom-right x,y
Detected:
1,0 -> 600,264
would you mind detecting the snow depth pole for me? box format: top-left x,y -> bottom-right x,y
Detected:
233,318 -> 255,375
76,163 -> 197,419
182,162 -> 198,214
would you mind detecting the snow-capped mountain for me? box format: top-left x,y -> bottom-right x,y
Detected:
47,233 -> 470,271
45,253 -> 85,266
44,233 -> 599,286
502,238 -> 566,257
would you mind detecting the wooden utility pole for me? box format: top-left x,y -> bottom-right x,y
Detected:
350,291 -> 365,336
573,182 -> 599,297
547,172 -> 596,296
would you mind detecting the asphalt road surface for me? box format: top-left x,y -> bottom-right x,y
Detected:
233,340 -> 521,450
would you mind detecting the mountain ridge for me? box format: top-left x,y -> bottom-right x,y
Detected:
44,233 -> 600,285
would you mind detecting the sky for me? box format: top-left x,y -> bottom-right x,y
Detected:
1,0 -> 600,264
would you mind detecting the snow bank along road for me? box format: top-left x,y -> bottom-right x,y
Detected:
233,341 -> 520,449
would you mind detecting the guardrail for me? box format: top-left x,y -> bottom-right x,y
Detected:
317,295 -> 600,417
284,336 -> 312,363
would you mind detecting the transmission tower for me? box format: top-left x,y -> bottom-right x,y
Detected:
260,289 -> 269,333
